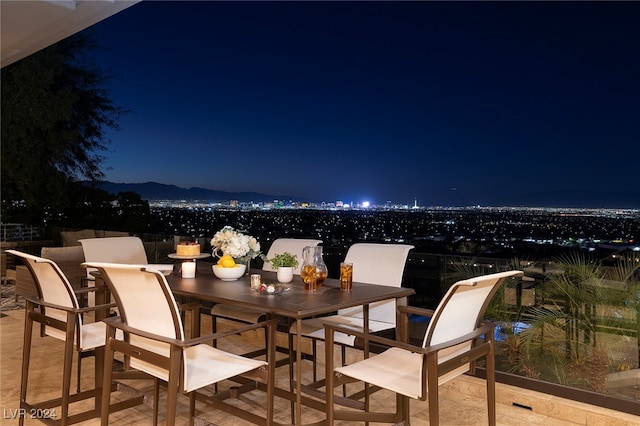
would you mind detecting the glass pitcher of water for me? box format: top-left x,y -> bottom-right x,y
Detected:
301,246 -> 328,287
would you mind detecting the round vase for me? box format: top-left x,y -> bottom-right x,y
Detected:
276,266 -> 294,283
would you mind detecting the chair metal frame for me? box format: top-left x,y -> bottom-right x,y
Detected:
6,250 -> 142,426
292,243 -> 414,382
86,261 -> 277,426
324,270 -> 524,425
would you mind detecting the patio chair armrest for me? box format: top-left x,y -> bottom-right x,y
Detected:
103,316 -> 189,346
423,322 -> 497,353
23,294 -> 116,319
324,321 -> 497,357
73,285 -> 108,296
77,301 -> 118,315
323,322 -> 423,354
397,305 -> 435,318
103,316 -> 279,348
184,318 -> 279,346
396,305 -> 436,340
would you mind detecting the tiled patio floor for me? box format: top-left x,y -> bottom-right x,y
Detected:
1,308 -> 637,425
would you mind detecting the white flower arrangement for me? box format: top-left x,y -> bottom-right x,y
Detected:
211,226 -> 262,263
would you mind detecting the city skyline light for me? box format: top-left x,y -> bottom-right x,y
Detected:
86,1 -> 640,207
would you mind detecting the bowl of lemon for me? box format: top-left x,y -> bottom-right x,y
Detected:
212,255 -> 246,281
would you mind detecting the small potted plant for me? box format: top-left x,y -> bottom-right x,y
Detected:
268,252 -> 299,283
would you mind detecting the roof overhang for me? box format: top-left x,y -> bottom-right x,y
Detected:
1,0 -> 140,67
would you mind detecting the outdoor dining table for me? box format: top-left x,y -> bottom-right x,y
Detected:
166,265 -> 415,426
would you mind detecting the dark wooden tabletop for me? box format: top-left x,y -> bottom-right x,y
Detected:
166,267 -> 415,320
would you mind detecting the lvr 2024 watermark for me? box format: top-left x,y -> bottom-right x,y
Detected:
3,408 -> 57,419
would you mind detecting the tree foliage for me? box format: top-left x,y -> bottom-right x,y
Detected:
1,32 -> 126,224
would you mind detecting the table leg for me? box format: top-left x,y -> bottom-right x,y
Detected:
395,296 -> 408,340
295,318 -> 302,425
94,276 -> 107,414
362,305 -> 370,412
396,296 -> 409,418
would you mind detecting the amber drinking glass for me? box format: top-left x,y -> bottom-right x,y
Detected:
302,264 -> 318,291
340,262 -> 353,291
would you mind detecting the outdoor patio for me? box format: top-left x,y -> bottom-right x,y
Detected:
1,299 -> 637,426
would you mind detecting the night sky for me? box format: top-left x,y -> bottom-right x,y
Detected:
87,1 -> 640,207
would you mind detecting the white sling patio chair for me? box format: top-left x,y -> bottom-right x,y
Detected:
79,236 -> 174,310
324,269 -> 524,426
84,262 -> 276,426
79,236 -> 174,277
291,243 -> 414,380
6,250 -> 138,426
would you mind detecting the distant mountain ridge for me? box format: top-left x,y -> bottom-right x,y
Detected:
91,181 -> 296,203
90,181 -> 640,209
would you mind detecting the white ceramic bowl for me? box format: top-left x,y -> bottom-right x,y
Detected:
212,264 -> 246,281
